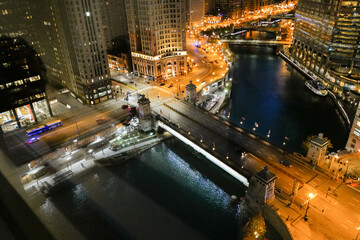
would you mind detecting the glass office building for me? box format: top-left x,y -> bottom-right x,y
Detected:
291,0 -> 360,91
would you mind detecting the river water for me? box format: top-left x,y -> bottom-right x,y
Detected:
35,138 -> 251,240
226,43 -> 356,154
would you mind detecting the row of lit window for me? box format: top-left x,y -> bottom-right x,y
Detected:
0,75 -> 41,90
14,92 -> 46,106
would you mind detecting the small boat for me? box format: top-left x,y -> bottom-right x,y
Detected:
305,80 -> 328,96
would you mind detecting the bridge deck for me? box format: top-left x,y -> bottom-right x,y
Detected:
221,39 -> 292,46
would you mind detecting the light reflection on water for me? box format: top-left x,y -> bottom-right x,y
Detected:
227,45 -> 354,153
36,139 -> 246,240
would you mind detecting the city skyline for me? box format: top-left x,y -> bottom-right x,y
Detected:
0,0 -> 360,239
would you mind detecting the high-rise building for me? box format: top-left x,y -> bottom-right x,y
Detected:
187,0 -> 205,27
125,0 -> 187,81
1,0 -> 113,104
215,0 -> 245,18
205,0 -> 216,14
0,37 -> 51,133
346,103 -> 360,152
290,0 -> 360,91
100,0 -> 128,50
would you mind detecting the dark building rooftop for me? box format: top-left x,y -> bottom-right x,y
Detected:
137,95 -> 150,105
255,166 -> 277,184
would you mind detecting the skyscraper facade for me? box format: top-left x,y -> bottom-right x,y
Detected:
346,103 -> 360,152
0,37 -> 51,132
187,0 -> 205,27
291,0 -> 360,91
1,0 -> 112,104
215,0 -> 246,18
125,0 -> 187,81
205,0 -> 216,13
100,0 -> 128,50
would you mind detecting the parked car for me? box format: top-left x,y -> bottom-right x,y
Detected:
280,159 -> 293,167
121,105 -> 129,109
160,83 -> 165,86
96,118 -> 108,124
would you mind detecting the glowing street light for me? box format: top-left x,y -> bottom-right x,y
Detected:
240,117 -> 245,125
304,193 -> 316,221
355,227 -> 360,240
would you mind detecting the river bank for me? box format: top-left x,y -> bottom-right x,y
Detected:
224,45 -> 355,154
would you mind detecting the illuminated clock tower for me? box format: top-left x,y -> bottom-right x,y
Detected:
346,102 -> 360,152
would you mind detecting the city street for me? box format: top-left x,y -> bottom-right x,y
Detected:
3,98 -> 130,165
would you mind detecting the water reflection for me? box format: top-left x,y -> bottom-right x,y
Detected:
36,139 -> 247,240
227,45 -> 354,153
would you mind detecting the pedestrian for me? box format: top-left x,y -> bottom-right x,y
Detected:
322,209 -> 324,213
286,215 -> 289,221
81,163 -> 84,168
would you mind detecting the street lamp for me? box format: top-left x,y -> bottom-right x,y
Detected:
344,160 -> 350,181
67,105 -> 80,136
304,193 -> 315,221
355,227 -> 360,240
240,117 -> 245,125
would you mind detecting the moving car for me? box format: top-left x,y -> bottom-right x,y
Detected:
280,159 -> 293,168
96,118 -> 108,124
121,105 -> 129,109
27,137 -> 39,144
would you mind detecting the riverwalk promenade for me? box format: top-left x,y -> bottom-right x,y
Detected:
23,133 -> 171,196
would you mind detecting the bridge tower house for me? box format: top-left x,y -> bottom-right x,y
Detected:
137,95 -> 153,132
185,81 -> 197,103
245,166 -> 277,213
307,133 -> 328,167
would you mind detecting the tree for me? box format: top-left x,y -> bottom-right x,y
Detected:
244,212 -> 266,240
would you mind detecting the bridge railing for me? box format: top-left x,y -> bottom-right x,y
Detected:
154,113 -> 252,183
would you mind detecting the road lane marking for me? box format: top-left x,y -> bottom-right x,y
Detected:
294,171 -> 300,175
353,197 -> 359,202
298,169 -> 304,173
347,219 -> 354,225
349,202 -> 356,207
341,224 -> 348,230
